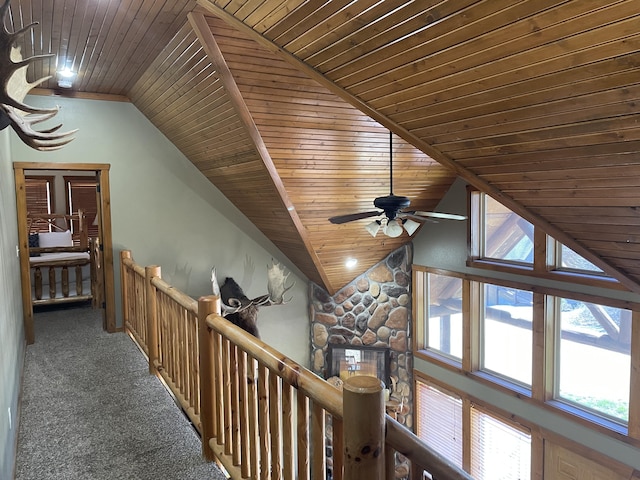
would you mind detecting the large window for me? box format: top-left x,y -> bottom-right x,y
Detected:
416,273 -> 463,361
554,298 -> 631,423
480,284 -> 532,387
414,191 -> 639,477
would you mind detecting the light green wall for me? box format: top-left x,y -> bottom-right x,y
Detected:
11,95 -> 311,364
412,177 -> 640,469
0,126 -> 25,479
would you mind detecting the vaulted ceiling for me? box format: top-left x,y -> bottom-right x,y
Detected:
7,0 -> 640,295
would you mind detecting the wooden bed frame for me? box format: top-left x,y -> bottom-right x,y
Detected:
27,210 -> 103,308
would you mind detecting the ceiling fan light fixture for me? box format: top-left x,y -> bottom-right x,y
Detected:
384,219 -> 403,238
403,218 -> 421,236
365,220 -> 381,237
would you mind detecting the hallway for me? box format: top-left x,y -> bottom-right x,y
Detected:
14,305 -> 227,480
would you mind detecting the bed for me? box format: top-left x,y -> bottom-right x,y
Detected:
27,211 -> 102,308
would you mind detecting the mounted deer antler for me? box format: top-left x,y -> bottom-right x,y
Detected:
0,0 -> 77,150
211,260 -> 295,337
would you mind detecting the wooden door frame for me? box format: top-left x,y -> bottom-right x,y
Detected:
14,162 -> 116,344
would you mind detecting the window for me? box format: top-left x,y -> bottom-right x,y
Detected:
480,283 -> 532,387
470,406 -> 531,479
554,297 -> 631,423
547,238 -> 605,275
64,176 -> 99,239
471,192 -> 533,265
470,190 -> 615,287
416,377 -> 531,479
25,176 -> 54,232
416,381 -> 463,468
414,267 -> 637,434
420,273 -> 463,361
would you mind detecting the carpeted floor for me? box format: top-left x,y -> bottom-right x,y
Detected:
14,304 -> 227,480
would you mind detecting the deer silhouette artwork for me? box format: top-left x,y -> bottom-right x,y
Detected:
211,261 -> 294,338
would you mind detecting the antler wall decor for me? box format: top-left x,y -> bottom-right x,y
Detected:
0,0 -> 77,150
211,260 -> 295,338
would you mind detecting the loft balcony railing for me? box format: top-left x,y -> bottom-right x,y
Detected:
120,250 -> 472,480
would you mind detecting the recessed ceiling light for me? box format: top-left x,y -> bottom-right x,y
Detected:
57,68 -> 75,79
345,258 -> 357,269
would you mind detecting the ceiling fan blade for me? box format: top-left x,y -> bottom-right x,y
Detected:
329,211 -> 381,224
408,211 -> 467,221
398,212 -> 439,223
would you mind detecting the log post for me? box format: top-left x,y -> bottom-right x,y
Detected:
199,294 -> 220,462
145,265 -> 161,375
343,376 -> 385,480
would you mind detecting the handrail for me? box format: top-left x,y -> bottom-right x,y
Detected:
386,417 -> 473,480
150,275 -> 198,314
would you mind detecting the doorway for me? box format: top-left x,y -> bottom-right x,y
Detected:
13,162 -> 116,344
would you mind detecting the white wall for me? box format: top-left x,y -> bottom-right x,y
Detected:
412,177 -> 640,469
0,126 -> 25,479
11,95 -> 310,366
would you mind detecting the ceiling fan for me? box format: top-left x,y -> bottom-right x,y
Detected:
328,131 -> 467,238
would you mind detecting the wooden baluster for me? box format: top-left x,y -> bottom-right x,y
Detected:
75,265 -> 82,295
248,356 -> 259,479
223,338 -> 233,457
190,313 -> 199,415
282,382 -> 295,480
333,417 -> 344,480
230,344 -> 240,466
269,373 -> 282,479
214,330 -> 224,446
239,349 -> 251,478
34,267 -> 42,300
177,305 -> 184,394
48,267 -> 56,299
258,364 -> 270,479
61,266 -> 69,297
343,376 -> 384,480
311,401 -> 326,479
297,393 -> 310,480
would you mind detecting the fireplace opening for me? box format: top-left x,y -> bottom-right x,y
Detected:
325,343 -> 390,388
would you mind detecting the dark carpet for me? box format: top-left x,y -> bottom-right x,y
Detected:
15,305 -> 227,480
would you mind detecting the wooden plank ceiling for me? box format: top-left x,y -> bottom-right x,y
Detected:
7,0 -> 640,294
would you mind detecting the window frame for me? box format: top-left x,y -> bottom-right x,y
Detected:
415,373 -> 533,478
413,265 -> 640,442
64,175 -> 99,240
25,175 -> 55,232
467,189 -> 627,292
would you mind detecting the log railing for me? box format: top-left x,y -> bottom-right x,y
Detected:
120,250 -> 473,480
30,237 -> 100,306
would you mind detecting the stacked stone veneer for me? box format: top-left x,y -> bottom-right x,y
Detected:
310,244 -> 414,429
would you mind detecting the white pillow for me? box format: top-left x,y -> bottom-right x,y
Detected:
38,230 -> 73,248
